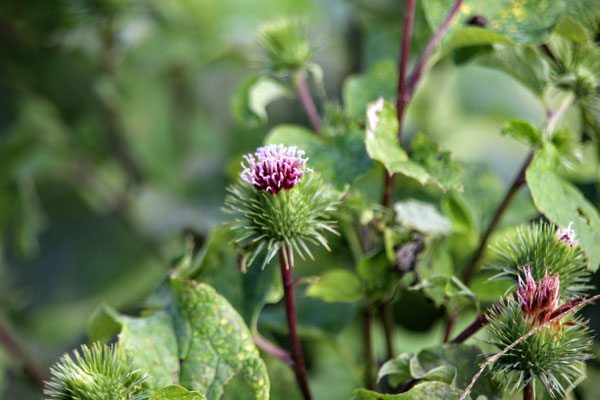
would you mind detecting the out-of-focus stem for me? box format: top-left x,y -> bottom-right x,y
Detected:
294,70 -> 321,133
253,334 -> 294,367
380,302 -> 395,360
524,381 -> 534,400
280,244 -> 313,400
363,307 -> 376,390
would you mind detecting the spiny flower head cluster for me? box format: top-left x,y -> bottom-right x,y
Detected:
518,267 -> 560,325
258,18 -> 312,73
241,144 -> 311,194
45,343 -> 149,400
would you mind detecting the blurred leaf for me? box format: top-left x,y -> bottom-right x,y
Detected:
501,120 -> 542,147
150,385 -> 206,400
353,382 -> 464,399
394,200 -> 451,235
305,269 -> 362,303
441,194 -> 476,236
553,15 -> 589,43
442,26 -> 513,56
475,46 -> 549,97
526,143 -> 600,271
342,58 -> 397,121
265,125 -> 373,189
423,0 -> 592,45
365,101 -> 463,191
357,251 -> 400,302
411,275 -> 476,310
378,345 -> 500,399
231,76 -> 290,128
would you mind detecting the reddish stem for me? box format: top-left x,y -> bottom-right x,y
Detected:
395,0 -> 417,144
280,244 -> 313,400
0,322 -> 47,387
405,0 -> 464,100
524,381 -> 534,400
462,152 -> 533,285
294,70 -> 321,133
449,313 -> 489,344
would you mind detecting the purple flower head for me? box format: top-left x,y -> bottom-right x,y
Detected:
240,144 -> 312,194
518,266 -> 560,324
557,221 -> 576,248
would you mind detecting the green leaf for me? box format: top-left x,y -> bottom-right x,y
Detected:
365,101 -> 463,191
231,76 -> 290,128
99,307 -> 180,391
410,133 -> 464,192
342,59 -> 397,121
151,385 -> 206,400
553,15 -> 589,43
442,26 -> 513,56
423,0 -> 591,45
377,345 -> 500,399
265,124 -> 373,189
305,269 -> 362,303
357,251 -> 400,302
173,226 -> 283,332
501,120 -> 542,147
526,144 -> 600,270
353,382 -> 464,400
394,200 -> 452,235
475,46 -> 549,97
171,279 -> 269,399
92,280 -> 270,399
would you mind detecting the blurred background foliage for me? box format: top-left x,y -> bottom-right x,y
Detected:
0,0 -> 599,399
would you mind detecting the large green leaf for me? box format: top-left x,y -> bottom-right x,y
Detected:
88,280 -> 270,400
342,59 -> 397,121
353,382 -> 464,400
172,227 -> 283,332
265,124 -> 373,189
171,279 -> 269,399
526,144 -> 600,271
423,0 -> 592,45
475,46 -> 549,97
151,385 -> 206,400
365,100 -> 463,191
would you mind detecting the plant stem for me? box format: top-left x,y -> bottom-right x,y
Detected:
363,307 -> 376,390
524,381 -> 534,400
461,151 -> 533,285
380,302 -> 396,360
449,312 -> 489,344
0,321 -> 47,387
279,244 -> 313,400
294,70 -> 322,133
405,0 -> 464,100
395,0 -> 417,144
443,310 -> 459,343
253,334 -> 294,367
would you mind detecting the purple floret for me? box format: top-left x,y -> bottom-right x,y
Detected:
241,144 -> 311,194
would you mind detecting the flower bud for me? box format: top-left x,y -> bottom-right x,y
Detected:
557,221 -> 575,248
518,267 -> 560,324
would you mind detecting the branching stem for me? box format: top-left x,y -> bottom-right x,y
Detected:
280,244 -> 313,400
0,321 -> 47,387
363,307 -> 376,390
253,334 -> 294,367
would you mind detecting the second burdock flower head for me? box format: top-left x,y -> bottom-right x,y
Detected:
225,144 -> 338,269
518,267 -> 560,325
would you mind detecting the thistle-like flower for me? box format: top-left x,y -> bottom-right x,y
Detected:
518,267 -> 560,325
44,343 -> 149,400
225,144 -> 338,269
489,223 -> 590,300
258,18 -> 312,73
557,221 -> 575,248
241,144 -> 311,194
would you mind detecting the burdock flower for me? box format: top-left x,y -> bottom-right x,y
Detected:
44,343 -> 149,400
241,144 -> 311,194
518,267 -> 560,324
557,221 -> 576,248
225,144 -> 338,269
